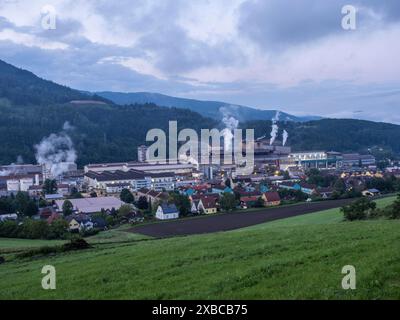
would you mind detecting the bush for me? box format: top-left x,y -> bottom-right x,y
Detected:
17,246 -> 59,259
80,228 -> 99,237
19,219 -> 49,239
341,197 -> 377,221
63,238 -> 91,251
0,220 -> 20,238
384,194 -> 400,219
0,218 -> 68,240
17,239 -> 91,259
47,219 -> 69,239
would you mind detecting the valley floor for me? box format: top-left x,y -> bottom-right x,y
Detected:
0,196 -> 399,300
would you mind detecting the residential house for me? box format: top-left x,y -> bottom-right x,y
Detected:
317,187 -> 334,199
190,193 -> 219,202
263,191 -> 281,206
66,214 -> 93,232
198,197 -> 218,214
191,199 -> 201,214
211,186 -> 233,195
279,182 -> 302,192
91,217 -> 107,230
299,183 -> 318,195
47,213 -> 61,224
362,189 -> 381,197
39,207 -> 57,220
156,203 -> 179,220
240,196 -> 260,208
135,188 -> 169,208
0,213 -> 18,222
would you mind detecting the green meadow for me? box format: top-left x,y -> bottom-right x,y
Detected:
0,196 -> 399,300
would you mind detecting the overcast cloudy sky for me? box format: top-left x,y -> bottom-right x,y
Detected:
1,0 -> 400,123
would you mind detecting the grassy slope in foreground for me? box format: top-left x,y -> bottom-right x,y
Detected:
0,197 -> 399,299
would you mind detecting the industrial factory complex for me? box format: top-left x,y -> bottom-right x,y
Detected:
2,130 -> 398,234
0,137 -> 378,198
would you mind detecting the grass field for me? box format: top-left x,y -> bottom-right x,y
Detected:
0,196 -> 399,300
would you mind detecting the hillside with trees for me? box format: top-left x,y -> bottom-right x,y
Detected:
1,59 -> 400,166
243,119 -> 400,157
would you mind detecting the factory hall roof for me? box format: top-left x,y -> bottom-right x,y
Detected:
55,197 -> 125,214
85,169 -> 174,182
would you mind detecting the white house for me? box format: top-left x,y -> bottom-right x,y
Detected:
155,203 -> 179,220
0,213 -> 18,222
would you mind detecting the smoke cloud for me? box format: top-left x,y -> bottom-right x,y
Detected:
270,111 -> 280,145
0,155 -> 25,176
34,123 -> 77,178
282,130 -> 289,146
62,121 -> 74,131
220,106 -> 239,151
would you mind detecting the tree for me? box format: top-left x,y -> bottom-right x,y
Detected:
341,197 -> 377,221
385,194 -> 400,219
117,204 -> 133,219
120,189 -> 134,203
43,179 -> 58,195
255,197 -> 265,208
47,218 -> 68,239
23,201 -> 38,217
70,186 -> 83,198
168,193 -> 191,216
220,192 -> 237,211
62,200 -> 74,216
137,196 -> 149,210
334,179 -> 347,194
20,219 -> 49,239
15,191 -> 29,213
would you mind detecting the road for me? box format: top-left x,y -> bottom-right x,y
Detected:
129,198 -> 355,238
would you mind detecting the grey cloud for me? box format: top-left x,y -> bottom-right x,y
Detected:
238,0 -> 400,50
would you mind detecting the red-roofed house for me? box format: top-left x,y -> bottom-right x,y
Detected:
198,197 -> 218,214
263,191 -> 281,206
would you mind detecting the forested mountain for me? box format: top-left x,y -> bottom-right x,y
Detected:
243,119 -> 400,156
0,59 -> 108,106
0,102 -> 218,166
0,59 -> 399,166
96,91 -> 321,122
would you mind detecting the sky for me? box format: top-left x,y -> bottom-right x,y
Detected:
0,0 -> 400,123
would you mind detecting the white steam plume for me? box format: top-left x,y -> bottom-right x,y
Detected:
220,106 -> 239,151
35,123 -> 77,178
62,121 -> 74,131
0,156 -> 25,176
270,111 -> 280,145
179,153 -> 199,170
282,130 -> 289,146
